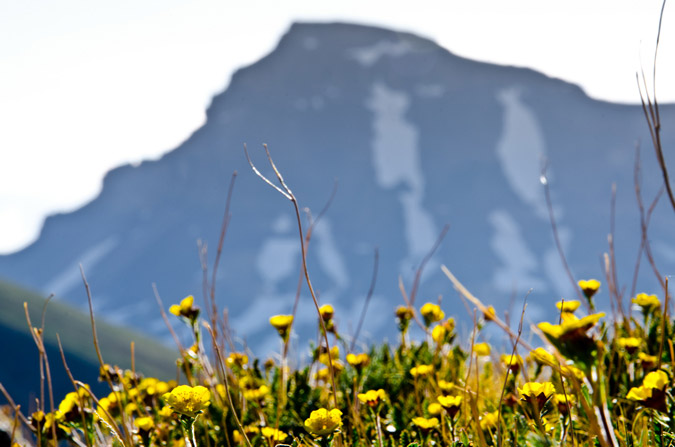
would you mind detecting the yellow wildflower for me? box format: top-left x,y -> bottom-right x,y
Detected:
638,352 -> 658,369
428,403 -> 442,416
555,300 -> 581,313
437,395 -> 462,418
438,380 -> 454,393
626,370 -> 669,411
395,306 -> 414,319
315,367 -> 330,382
226,352 -> 249,368
319,304 -> 334,321
431,324 -> 446,344
501,354 -> 522,371
169,295 -> 198,319
135,416 -> 154,431
554,393 -> 575,414
617,337 -> 641,354
58,392 -> 79,415
412,416 -> 439,430
484,305 -> 497,321
261,427 -> 288,442
31,411 -> 44,423
643,370 -> 669,389
269,314 -> 294,341
346,353 -> 370,369
437,394 -> 462,409
529,347 -> 555,366
519,382 -> 555,408
410,364 -> 434,377
395,306 -> 414,332
304,408 -> 342,437
125,402 -> 138,415
633,293 -> 660,312
480,411 -> 499,430
318,346 -> 340,365
626,386 -> 653,401
538,312 -> 605,342
162,385 -> 210,418
243,385 -> 270,401
357,389 -> 386,407
578,279 -> 600,299
159,406 -> 174,418
473,342 -> 491,356
420,303 -> 445,326
561,364 -> 586,381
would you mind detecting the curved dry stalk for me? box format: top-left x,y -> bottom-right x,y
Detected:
244,143 -> 339,409
290,180 -> 338,326
441,265 -> 534,353
637,0 -> 675,214
631,147 -> 666,298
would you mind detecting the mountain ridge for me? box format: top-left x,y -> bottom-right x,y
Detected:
2,21 -> 674,353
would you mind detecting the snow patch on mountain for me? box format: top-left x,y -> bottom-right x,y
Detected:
366,82 -> 438,273
44,236 -> 119,298
489,209 -> 546,293
350,40 -> 412,67
495,87 -> 548,219
313,219 -> 349,290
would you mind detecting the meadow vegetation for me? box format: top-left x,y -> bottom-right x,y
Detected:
2,138 -> 675,447
3,6 -> 675,445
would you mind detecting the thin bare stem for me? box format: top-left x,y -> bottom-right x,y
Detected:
203,322 -> 252,447
350,248 -> 379,352
409,224 -> 450,306
80,266 -> 133,446
441,265 -> 534,353
540,165 -> 584,302
398,276 -> 426,332
152,283 -> 186,354
637,0 -> 675,214
658,277 -> 669,370
209,171 -> 238,340
290,180 -> 338,327
607,183 -> 626,322
56,334 -> 93,447
74,381 -> 127,446
0,383 -> 30,427
497,299 -> 527,447
23,302 -> 57,443
245,144 -> 339,408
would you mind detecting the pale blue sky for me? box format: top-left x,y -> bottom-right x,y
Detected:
0,0 -> 672,253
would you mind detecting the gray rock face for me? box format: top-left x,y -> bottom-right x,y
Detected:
2,22 -> 674,352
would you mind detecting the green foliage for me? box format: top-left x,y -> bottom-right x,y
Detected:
2,284 -> 674,447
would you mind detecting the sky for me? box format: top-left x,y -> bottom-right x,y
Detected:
0,0 -> 673,254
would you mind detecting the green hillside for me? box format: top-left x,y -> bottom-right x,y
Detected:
0,280 -> 178,409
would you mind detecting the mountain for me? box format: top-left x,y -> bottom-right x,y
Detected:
1,22 -> 674,353
0,280 -> 177,410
